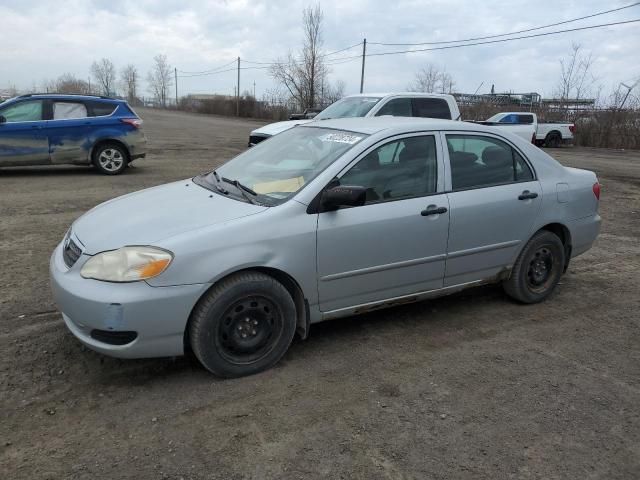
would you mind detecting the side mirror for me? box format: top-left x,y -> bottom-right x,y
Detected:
0,115 -> 6,124
322,185 -> 367,210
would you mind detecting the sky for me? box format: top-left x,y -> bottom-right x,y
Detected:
1,0 -> 639,101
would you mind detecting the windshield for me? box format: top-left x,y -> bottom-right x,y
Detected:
197,126 -> 367,205
315,96 -> 381,120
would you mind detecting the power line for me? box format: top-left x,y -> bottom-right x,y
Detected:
365,18 -> 640,57
369,2 -> 640,46
177,59 -> 237,75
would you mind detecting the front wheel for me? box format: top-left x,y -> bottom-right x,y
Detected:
189,272 -> 297,378
93,143 -> 128,175
503,231 -> 565,304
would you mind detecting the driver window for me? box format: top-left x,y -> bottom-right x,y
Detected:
0,100 -> 43,122
339,135 -> 438,204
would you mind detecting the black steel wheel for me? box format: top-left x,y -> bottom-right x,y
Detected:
544,131 -> 561,148
189,271 -> 297,378
503,230 -> 565,303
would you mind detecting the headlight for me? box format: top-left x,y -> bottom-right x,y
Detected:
80,246 -> 173,282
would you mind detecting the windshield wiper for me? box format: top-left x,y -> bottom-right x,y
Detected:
207,169 -> 228,194
221,177 -> 259,204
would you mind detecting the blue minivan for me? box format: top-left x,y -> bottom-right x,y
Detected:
0,94 -> 146,175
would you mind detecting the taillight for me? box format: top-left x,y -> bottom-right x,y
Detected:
593,182 -> 601,200
569,124 -> 576,134
120,118 -> 142,128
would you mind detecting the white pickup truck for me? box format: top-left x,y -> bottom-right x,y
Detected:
481,112 -> 575,147
249,92 -> 461,146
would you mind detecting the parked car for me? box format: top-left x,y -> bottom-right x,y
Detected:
51,117 -> 601,378
0,93 -> 146,174
483,112 -> 575,147
289,108 -> 323,120
248,92 -> 461,146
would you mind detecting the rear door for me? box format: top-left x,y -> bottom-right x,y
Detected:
46,100 -> 91,164
443,132 -> 542,286
0,99 -> 49,166
316,133 -> 450,312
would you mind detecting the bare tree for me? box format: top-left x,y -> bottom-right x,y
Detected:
147,54 -> 173,107
120,64 -> 138,103
44,73 -> 91,94
409,64 -> 456,93
555,43 -> 597,102
91,58 -> 116,96
270,4 -> 329,110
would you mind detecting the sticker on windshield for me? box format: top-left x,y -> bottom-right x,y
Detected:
320,133 -> 363,144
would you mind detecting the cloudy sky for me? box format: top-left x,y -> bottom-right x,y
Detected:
1,0 -> 639,100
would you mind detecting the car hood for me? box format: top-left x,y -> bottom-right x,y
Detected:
251,119 -> 314,137
73,180 -> 267,255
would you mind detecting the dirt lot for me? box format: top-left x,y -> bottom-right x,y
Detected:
1,108 -> 639,479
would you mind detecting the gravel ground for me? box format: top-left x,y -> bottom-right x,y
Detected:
1,108 -> 639,479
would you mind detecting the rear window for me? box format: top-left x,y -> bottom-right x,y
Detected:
412,97 -> 452,120
87,101 -> 117,117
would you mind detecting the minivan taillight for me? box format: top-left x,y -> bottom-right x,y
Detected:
121,118 -> 142,128
569,124 -> 576,134
593,182 -> 601,200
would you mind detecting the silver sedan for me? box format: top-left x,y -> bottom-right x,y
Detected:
50,117 -> 601,377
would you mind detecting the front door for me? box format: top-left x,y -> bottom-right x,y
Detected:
316,133 -> 450,312
0,99 -> 49,166
443,133 -> 542,286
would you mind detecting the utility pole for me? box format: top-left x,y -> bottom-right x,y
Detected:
174,67 -> 178,106
360,38 -> 367,94
253,80 -> 256,99
236,56 -> 240,116
619,79 -> 639,109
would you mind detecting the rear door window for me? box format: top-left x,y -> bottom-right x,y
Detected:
411,98 -> 452,119
446,134 -> 534,190
0,100 -> 44,122
517,114 -> 534,124
52,102 -> 88,120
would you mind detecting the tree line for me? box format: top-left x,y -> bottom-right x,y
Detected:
41,54 -> 173,106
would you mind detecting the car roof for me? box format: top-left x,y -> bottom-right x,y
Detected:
13,93 -> 121,103
343,92 -> 455,100
300,116 -> 493,136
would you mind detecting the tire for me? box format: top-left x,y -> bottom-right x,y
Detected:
503,231 -> 565,304
189,271 -> 297,378
93,142 -> 128,175
544,131 -> 561,148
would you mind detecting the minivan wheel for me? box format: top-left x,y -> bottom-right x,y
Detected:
93,143 -> 128,175
503,231 -> 565,304
189,272 -> 297,378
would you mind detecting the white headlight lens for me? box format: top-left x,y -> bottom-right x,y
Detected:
80,246 -> 173,282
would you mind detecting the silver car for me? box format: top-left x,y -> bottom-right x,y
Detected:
50,117 -> 601,377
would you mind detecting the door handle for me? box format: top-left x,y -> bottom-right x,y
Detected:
518,190 -> 538,200
421,206 -> 447,216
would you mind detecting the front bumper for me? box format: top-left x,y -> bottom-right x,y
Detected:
50,241 -> 210,359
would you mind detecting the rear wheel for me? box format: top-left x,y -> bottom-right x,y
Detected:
189,272 -> 297,378
503,231 -> 565,304
93,143 -> 128,175
544,131 -> 561,148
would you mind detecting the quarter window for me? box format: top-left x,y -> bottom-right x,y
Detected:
339,135 -> 438,204
53,102 -> 88,120
0,100 -> 43,122
446,134 -> 533,190
87,101 -> 117,117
